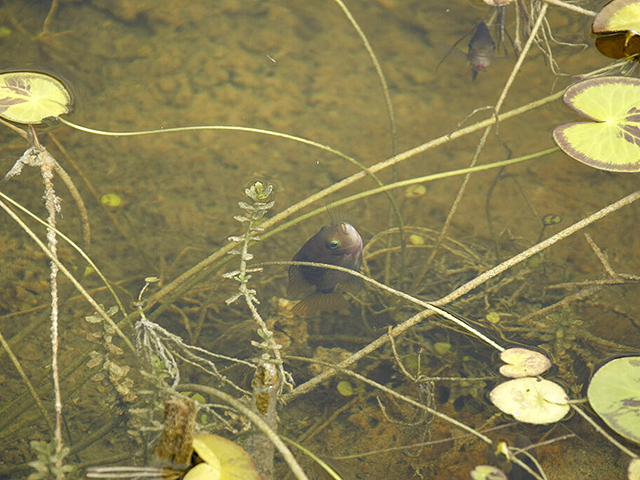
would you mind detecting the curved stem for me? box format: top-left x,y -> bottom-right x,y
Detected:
179,384 -> 309,480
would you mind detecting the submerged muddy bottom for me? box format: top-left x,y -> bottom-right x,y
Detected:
0,0 -> 638,478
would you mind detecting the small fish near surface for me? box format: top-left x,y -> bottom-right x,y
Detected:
287,213 -> 363,315
468,21 -> 496,81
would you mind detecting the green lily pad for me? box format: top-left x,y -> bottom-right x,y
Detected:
553,76 -> 640,172
490,377 -> 570,424
0,71 -> 72,124
587,356 -> 640,444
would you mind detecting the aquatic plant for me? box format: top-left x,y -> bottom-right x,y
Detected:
1,0 -> 640,479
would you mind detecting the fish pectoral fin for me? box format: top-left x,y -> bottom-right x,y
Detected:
337,276 -> 361,295
287,265 -> 315,298
291,291 -> 350,315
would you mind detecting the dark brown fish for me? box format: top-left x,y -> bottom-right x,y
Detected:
287,216 -> 363,314
468,21 -> 496,81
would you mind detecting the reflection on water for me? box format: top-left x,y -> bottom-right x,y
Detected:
0,0 -> 638,478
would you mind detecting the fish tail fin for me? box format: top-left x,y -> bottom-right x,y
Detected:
291,291 -> 349,315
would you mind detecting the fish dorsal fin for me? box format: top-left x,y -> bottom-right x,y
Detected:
291,291 -> 349,315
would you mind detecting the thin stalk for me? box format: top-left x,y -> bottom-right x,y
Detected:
179,384 -> 309,480
51,160 -> 91,246
281,188 -> 640,402
0,191 -> 128,321
571,405 -> 639,459
261,259 -> 505,352
56,117 -> 405,250
34,130 -> 64,459
281,436 -> 342,480
424,2 -> 549,273
0,329 -> 54,435
144,146 -> 555,322
0,197 -> 135,352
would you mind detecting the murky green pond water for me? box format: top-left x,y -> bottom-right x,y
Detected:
1,0 -> 639,478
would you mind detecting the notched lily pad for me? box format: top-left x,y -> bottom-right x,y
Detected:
499,348 -> 551,378
490,377 -> 570,424
587,356 -> 640,444
553,76 -> 640,172
0,71 -> 72,124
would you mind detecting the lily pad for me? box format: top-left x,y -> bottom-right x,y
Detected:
593,0 -> 640,61
490,377 -> 570,424
587,356 -> 640,444
470,465 -> 508,480
629,458 -> 640,480
188,433 -> 260,480
499,348 -> 552,378
0,71 -> 72,124
553,76 -> 640,172
593,0 -> 640,35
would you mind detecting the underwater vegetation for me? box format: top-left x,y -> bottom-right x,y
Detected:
0,0 -> 640,479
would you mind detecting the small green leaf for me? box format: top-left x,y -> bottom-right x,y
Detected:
0,71 -> 72,124
553,76 -> 640,172
587,356 -> 640,444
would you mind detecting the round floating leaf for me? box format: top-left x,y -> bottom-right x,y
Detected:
470,465 -> 508,480
0,71 -> 72,124
587,356 -> 640,444
184,462 -> 221,480
499,348 -> 551,378
593,0 -> 640,34
191,433 -> 260,480
490,377 -> 570,424
629,458 -> 640,480
553,76 -> 640,172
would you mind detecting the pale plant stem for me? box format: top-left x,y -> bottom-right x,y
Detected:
51,160 -> 91,246
543,0 -> 596,16
286,356 -> 545,480
571,405 -> 639,459
426,3 -> 549,269
281,188 -> 640,402
38,147 -> 64,460
179,383 -> 309,480
0,198 -> 135,352
331,0 -> 397,154
238,216 -> 287,383
0,329 -> 55,434
262,260 -> 505,352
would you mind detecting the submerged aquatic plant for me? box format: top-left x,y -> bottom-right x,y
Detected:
3,1 -> 640,479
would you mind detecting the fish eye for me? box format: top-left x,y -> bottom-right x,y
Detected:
327,240 -> 341,250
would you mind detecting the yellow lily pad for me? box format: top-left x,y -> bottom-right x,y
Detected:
0,71 -> 72,124
498,348 -> 551,378
490,377 -> 570,424
553,76 -> 640,172
191,433 -> 259,480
